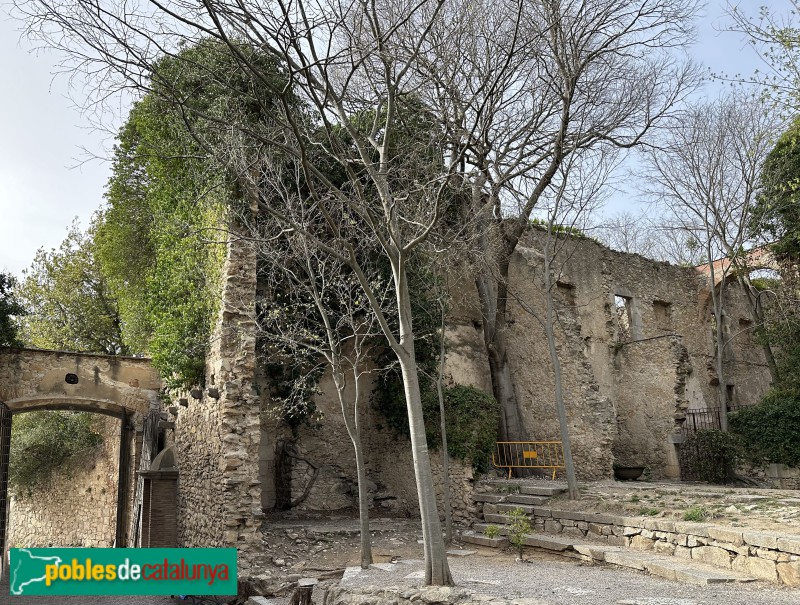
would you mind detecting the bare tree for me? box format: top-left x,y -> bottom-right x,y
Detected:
12,0 -> 492,584
255,219 -> 387,569
727,1 -> 800,112
415,0 -> 700,442
594,210 -> 658,256
639,90 -> 781,429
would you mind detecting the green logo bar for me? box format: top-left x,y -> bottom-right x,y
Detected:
9,548 -> 237,595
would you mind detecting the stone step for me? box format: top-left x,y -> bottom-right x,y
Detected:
472,493 -> 504,504
519,485 -> 566,497
483,513 -> 515,524
472,522 -> 508,535
496,503 -> 536,515
460,531 -> 508,548
505,494 -> 548,506
469,522 -> 758,586
478,480 -> 567,498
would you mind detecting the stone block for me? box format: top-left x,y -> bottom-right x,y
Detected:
755,548 -> 779,562
674,522 -> 710,537
563,527 -> 586,538
707,526 -> 744,547
743,531 -> 779,550
777,561 -> 800,586
630,535 -> 655,551
544,519 -> 563,534
607,535 -> 629,547
732,555 -> 777,582
653,541 -> 676,556
674,545 -> 692,559
623,526 -> 642,537
587,523 -> 605,536
692,546 -> 732,569
777,537 -> 800,556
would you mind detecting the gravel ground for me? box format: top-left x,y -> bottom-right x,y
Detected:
340,552 -> 800,605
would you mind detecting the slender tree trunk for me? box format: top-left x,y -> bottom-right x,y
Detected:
396,265 -> 453,586
333,370 -> 372,568
476,271 -> 528,442
738,275 -> 779,384
707,257 -> 728,432
542,250 -> 579,500
436,302 -> 453,545
352,437 -> 372,568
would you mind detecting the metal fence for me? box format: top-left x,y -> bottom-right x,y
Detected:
678,404 -> 752,481
492,441 -> 565,479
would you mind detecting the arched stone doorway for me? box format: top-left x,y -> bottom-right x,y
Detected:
0,347 -> 160,573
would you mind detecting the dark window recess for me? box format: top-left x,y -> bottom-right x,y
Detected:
65,373 -> 79,384
556,281 -> 576,305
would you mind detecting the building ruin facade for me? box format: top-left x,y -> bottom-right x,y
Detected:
0,229 -> 774,575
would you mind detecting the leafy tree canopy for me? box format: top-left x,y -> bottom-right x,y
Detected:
96,39 -> 289,387
754,116 -> 800,261
10,411 -> 103,494
0,272 -> 24,347
17,221 -> 126,355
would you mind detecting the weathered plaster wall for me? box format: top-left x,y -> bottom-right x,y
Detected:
7,416 -> 121,548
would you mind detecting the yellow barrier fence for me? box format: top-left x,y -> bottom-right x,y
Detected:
492,441 -> 565,479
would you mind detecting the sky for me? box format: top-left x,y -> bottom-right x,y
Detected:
0,1 -> 779,277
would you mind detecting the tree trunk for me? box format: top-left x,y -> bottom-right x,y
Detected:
542,256 -> 579,500
395,263 -> 452,586
437,303 -> 453,545
353,437 -> 373,569
476,272 -> 528,442
709,273 -> 728,431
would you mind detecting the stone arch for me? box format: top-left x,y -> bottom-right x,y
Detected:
0,347 -> 160,570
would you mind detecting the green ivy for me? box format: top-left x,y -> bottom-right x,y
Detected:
422,385 -> 500,473
10,412 -> 103,494
730,391 -> 800,467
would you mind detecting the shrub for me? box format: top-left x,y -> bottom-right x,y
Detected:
484,524 -> 500,539
729,391 -> 800,467
421,385 -> 501,473
683,505 -> 710,522
506,507 -> 532,560
10,412 -> 103,494
682,429 -> 740,484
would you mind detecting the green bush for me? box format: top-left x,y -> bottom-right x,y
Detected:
682,429 -> 740,484
729,391 -> 800,467
506,507 -> 532,560
10,412 -> 103,494
683,504 -> 710,522
421,385 -> 501,473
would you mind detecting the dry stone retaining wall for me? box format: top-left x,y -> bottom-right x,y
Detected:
524,505 -> 800,586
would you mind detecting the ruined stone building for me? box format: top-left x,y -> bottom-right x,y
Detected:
0,228 -> 774,573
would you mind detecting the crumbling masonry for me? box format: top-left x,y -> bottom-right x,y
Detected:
2,229 -> 773,574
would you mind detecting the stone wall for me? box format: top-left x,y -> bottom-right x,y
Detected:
521,504 -> 800,586
277,363 -> 476,524
8,416 -> 121,548
496,231 -> 771,480
321,584 -> 544,605
172,233 -> 263,571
